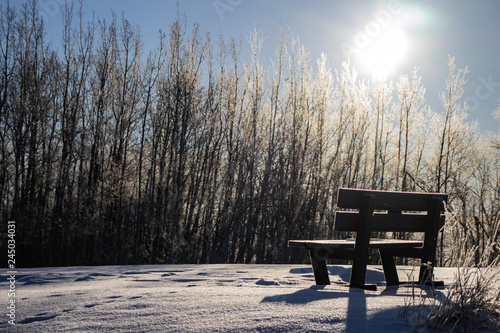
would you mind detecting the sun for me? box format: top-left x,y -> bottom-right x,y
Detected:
357,27 -> 409,80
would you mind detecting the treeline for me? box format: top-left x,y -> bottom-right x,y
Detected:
1,1 -> 499,267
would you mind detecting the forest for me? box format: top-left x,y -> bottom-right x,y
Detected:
1,1 -> 499,268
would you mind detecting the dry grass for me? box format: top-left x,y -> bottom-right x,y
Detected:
429,259 -> 499,331
401,253 -> 500,332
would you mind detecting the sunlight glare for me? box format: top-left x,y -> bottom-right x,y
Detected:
358,27 -> 409,80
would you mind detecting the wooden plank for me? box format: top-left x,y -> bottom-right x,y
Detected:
379,247 -> 424,258
334,211 -> 430,232
368,239 -> 423,248
289,239 -> 356,249
289,239 -> 423,249
337,188 -> 447,212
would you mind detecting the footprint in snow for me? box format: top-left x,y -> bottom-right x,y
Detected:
75,272 -> 114,282
133,279 -> 161,282
19,314 -> 59,324
84,303 -> 99,308
256,279 -> 280,286
128,296 -> 142,300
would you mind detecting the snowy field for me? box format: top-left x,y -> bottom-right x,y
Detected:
1,264 -> 461,332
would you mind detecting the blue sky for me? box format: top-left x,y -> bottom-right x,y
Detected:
10,0 -> 500,133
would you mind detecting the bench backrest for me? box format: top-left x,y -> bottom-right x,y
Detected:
334,188 -> 448,233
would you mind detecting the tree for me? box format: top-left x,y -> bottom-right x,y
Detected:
436,56 -> 468,193
493,104 -> 500,150
395,69 -> 425,191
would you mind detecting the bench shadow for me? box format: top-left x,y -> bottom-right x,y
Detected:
346,288 -> 367,332
260,282 -> 427,331
288,265 -> 386,285
327,266 -> 386,285
270,266 -> 438,331
260,285 -> 372,331
261,285 -> 348,304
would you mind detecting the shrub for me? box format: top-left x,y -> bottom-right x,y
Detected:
401,246 -> 500,332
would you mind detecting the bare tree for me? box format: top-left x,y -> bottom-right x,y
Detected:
436,56 -> 468,193
395,69 -> 425,191
493,104 -> 500,150
0,1 -> 16,222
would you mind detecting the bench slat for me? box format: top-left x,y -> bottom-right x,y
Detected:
288,239 -> 423,249
334,211 -> 445,232
337,188 -> 447,211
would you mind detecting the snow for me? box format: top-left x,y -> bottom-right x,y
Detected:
1,264 -> 460,332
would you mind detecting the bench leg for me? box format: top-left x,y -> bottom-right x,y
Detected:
419,262 -> 433,284
380,249 -> 399,286
309,249 -> 330,285
350,194 -> 375,289
350,258 -> 368,289
418,263 -> 444,287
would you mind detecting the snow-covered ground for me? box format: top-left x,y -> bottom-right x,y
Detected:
1,264 -> 460,332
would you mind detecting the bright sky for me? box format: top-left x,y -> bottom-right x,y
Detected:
12,0 -> 500,133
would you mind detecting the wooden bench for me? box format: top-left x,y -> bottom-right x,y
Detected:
289,188 -> 448,290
